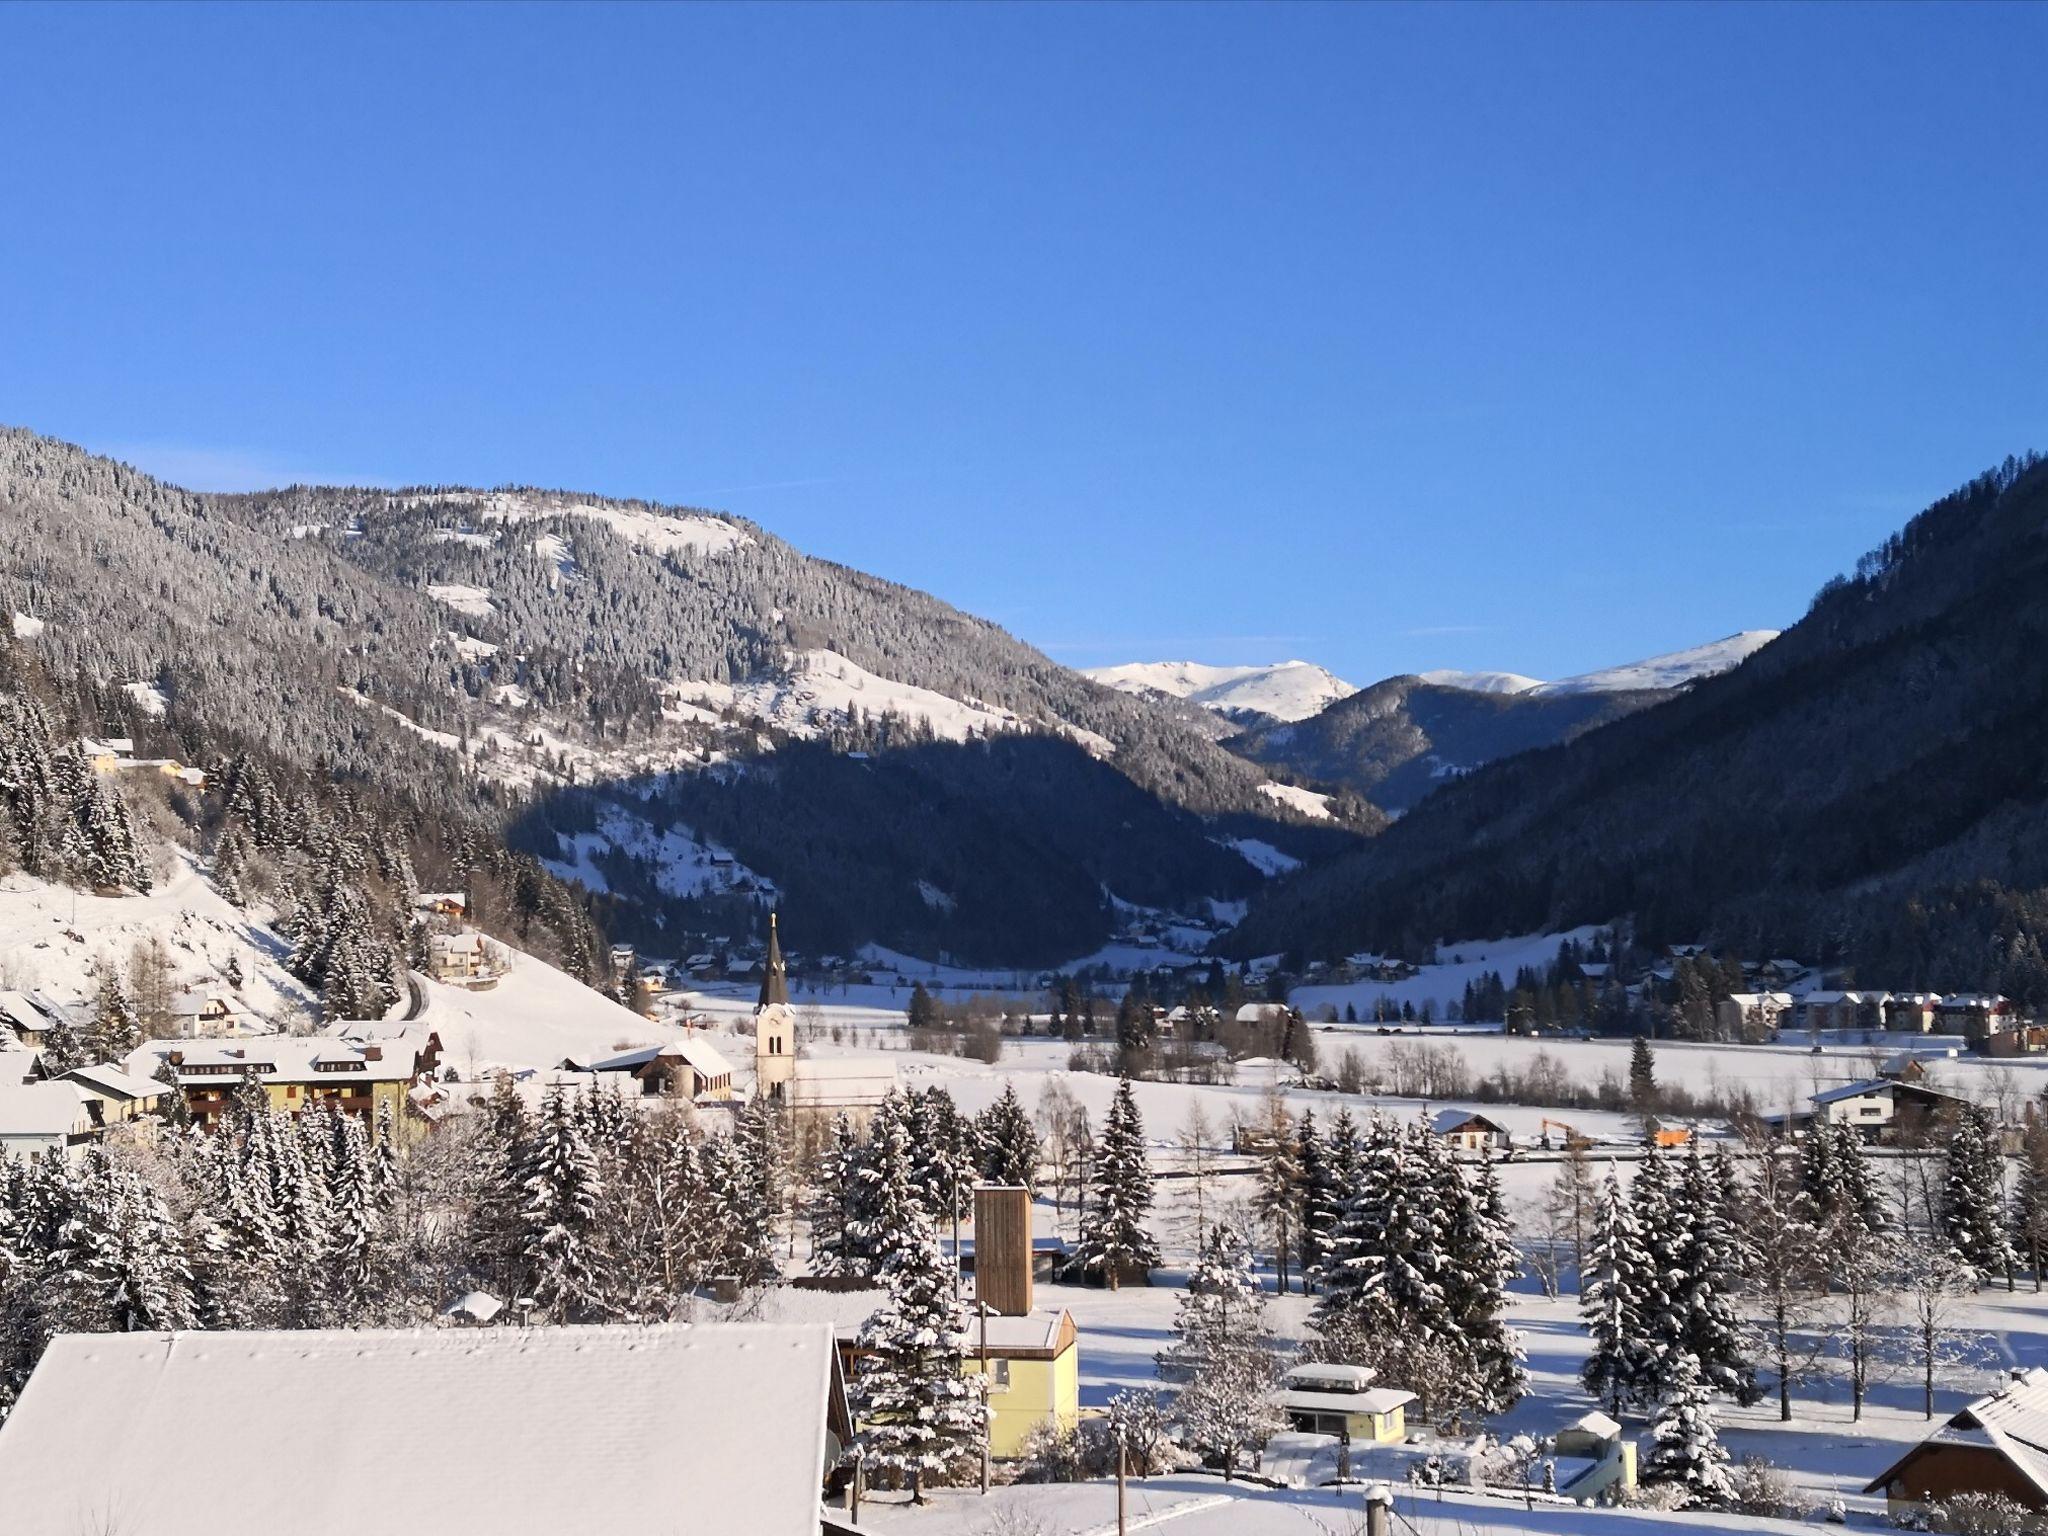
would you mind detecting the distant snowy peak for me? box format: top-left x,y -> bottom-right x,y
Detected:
1084,659 -> 1356,724
1414,669 -> 1544,696
1530,630 -> 1780,696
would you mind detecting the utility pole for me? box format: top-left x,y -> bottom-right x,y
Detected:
1116,1440 -> 1127,1536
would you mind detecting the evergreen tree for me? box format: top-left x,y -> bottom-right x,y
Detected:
1295,1110 -> 1341,1291
851,1199 -> 987,1499
846,1093 -> 925,1278
1253,1097 -> 1301,1294
1643,1351 -> 1734,1509
82,964 -> 139,1063
975,1084 -> 1040,1193
1580,1167 -> 1651,1414
806,1112 -> 862,1277
1941,1102 -> 2016,1285
516,1085 -> 605,1320
2013,1112 -> 2048,1291
1075,1077 -> 1159,1289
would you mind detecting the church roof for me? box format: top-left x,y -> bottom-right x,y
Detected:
758,912 -> 789,1009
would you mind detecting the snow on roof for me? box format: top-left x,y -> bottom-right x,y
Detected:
1429,1108 -> 1506,1136
1283,1363 -> 1376,1391
134,1036 -> 421,1085
1868,1368 -> 2048,1501
1724,991 -> 1794,1007
1811,1076 -> 1974,1108
588,1036 -> 735,1079
0,1081 -> 92,1140
1566,1410 -> 1623,1439
0,990 -> 55,1032
0,1325 -> 843,1536
62,1063 -> 166,1101
1279,1384 -> 1418,1416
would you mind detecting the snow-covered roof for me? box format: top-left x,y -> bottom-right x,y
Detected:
1429,1108 -> 1506,1136
134,1036 -> 422,1086
0,989 -> 55,1032
1565,1409 -> 1623,1440
587,1037 -> 735,1080
1868,1368 -> 2048,1502
0,1081 -> 93,1141
1283,1363 -> 1376,1392
1725,991 -> 1794,1007
1811,1076 -> 1974,1108
0,1325 -> 845,1536
62,1063 -> 167,1102
1279,1384 -> 1417,1416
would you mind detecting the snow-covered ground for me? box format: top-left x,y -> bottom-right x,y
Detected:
1532,631 -> 1779,696
1293,928 -> 1607,1018
1257,783 -> 1332,821
0,851 -> 314,1030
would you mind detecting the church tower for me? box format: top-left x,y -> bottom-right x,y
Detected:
754,911 -> 796,1103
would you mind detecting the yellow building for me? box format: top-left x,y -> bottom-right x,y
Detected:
1278,1364 -> 1415,1445
151,1032 -> 438,1143
961,1309 -> 1081,1457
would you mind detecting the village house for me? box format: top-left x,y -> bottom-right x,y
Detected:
428,929 -> 501,986
1800,990 -> 1892,1033
1277,1363 -> 1415,1445
416,890 -> 467,918
0,1324 -> 852,1536
1714,991 -> 1793,1038
571,1036 -> 737,1102
139,1033 -> 436,1141
1430,1108 -> 1512,1153
167,990 -> 240,1039
1552,1410 -> 1639,1503
1768,1075 -> 1977,1145
1938,993 -> 2019,1043
1885,993 -> 1943,1033
1866,1367 -> 2048,1515
0,989 -> 68,1051
0,1081 -> 103,1161
60,1062 -> 170,1124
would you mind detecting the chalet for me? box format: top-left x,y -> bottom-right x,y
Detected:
574,1037 -> 737,1101
0,1324 -> 852,1536
1430,1108 -> 1512,1153
1769,1076 -> 1978,1144
0,990 -> 66,1050
428,930 -> 496,985
0,1081 -> 101,1161
60,1063 -> 169,1124
77,735 -> 135,772
167,991 -> 239,1039
1714,991 -> 1793,1037
1278,1363 -> 1415,1444
416,891 -> 467,918
1866,1367 -> 2048,1515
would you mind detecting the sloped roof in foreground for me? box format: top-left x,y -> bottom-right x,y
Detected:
0,1324 -> 843,1536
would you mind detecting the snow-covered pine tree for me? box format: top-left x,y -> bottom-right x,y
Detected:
1295,1109 -> 1341,1293
846,1092 -> 925,1278
704,1129 -> 779,1286
1941,1102 -> 2016,1286
82,964 -> 140,1063
1075,1076 -> 1159,1290
1673,1140 -> 1758,1403
807,1113 -> 861,1277
2014,1112 -> 2048,1290
1580,1167 -> 1651,1415
909,1087 -> 977,1224
1643,1350 -> 1734,1509
1252,1095 -> 1302,1294
1802,1119 -> 1885,1234
1439,1148 -> 1528,1415
517,1084 -> 606,1321
975,1084 -> 1040,1193
324,1110 -> 383,1318
1157,1224 -> 1281,1477
851,1197 -> 987,1499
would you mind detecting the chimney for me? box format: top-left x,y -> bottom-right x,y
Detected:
362,1046 -> 383,1061
973,1184 -> 1032,1317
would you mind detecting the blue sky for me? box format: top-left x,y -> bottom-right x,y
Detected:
3,4 -> 2044,684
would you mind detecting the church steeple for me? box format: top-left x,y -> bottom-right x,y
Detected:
758,910 -> 789,1009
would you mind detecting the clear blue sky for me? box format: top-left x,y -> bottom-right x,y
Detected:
4,3 -> 2044,683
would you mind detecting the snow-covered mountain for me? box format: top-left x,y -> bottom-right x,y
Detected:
1083,659 -> 1356,725
1530,631 -> 1780,696
1413,669 -> 1545,696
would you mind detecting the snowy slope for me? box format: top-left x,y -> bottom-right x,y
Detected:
1530,630 -> 1779,695
1083,660 -> 1355,723
681,648 -> 1115,755
1413,668 -> 1543,695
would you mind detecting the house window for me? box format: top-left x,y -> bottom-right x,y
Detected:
988,1359 -> 1011,1390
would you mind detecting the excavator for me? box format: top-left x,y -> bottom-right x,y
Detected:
1539,1117 -> 1594,1151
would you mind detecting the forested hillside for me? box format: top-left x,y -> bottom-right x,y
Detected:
0,429 -> 1353,964
1227,675 -> 1662,813
1231,454 -> 2048,994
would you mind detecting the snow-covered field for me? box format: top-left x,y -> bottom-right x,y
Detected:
1084,660 -> 1357,724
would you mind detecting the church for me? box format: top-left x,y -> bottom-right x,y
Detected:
752,913 -> 897,1140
